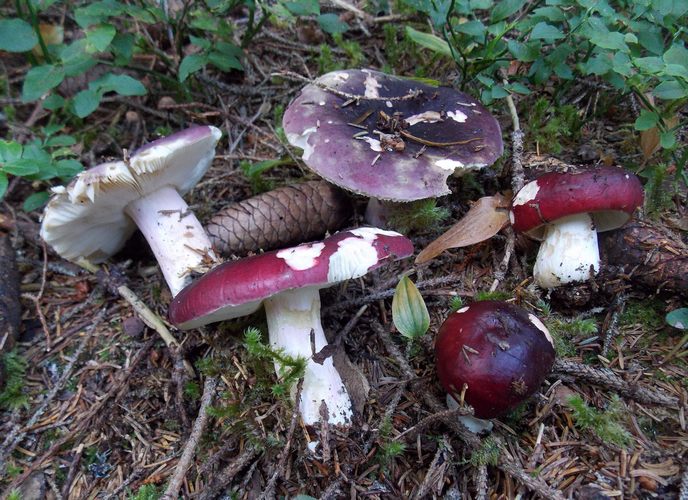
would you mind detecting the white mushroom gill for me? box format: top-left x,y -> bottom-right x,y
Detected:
277,243 -> 326,271
264,288 -> 353,426
533,213 -> 600,289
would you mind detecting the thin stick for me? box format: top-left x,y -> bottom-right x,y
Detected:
197,445 -> 260,500
679,466 -> 688,500
161,376 -> 218,500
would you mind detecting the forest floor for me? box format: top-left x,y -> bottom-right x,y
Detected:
0,4 -> 687,500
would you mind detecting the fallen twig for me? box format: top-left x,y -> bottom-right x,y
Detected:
196,445 -> 261,500
162,376 -> 218,500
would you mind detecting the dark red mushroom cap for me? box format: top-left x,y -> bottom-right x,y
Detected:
435,301 -> 556,419
169,228 -> 413,329
509,167 -> 644,239
283,69 -> 504,202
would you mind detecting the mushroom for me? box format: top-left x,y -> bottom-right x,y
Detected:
435,301 -> 555,430
509,167 -> 644,289
282,69 -> 503,225
40,126 -> 222,296
169,228 -> 413,426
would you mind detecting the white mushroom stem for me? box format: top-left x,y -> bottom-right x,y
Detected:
264,287 -> 353,426
533,213 -> 600,289
125,186 -> 217,296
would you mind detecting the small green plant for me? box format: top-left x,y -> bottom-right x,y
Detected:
449,295 -> 464,312
6,490 -> 21,500
243,327 -> 306,398
474,290 -> 512,302
621,299 -> 666,330
127,484 -> 160,500
545,315 -> 598,358
388,199 -> 451,234
567,394 -> 632,447
183,381 -> 201,400
392,276 -> 430,340
638,163 -> 675,216
468,435 -> 500,467
526,98 -> 582,154
240,158 -> 292,195
0,351 -> 30,410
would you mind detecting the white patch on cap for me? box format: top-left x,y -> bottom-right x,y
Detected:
456,101 -> 476,107
287,126 -> 317,161
509,210 -> 515,225
456,306 -> 469,313
528,313 -> 554,347
435,159 -> 464,171
447,110 -> 468,123
50,186 -> 66,194
386,101 -> 393,108
361,136 -> 383,152
327,237 -> 379,282
363,73 -> 381,98
512,181 -> 540,207
349,227 -> 401,241
319,101 -> 325,106
405,111 -> 443,126
277,242 -> 325,271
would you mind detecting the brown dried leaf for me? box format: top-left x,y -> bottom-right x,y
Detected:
415,193 -> 509,264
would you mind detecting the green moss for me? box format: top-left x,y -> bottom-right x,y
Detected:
567,394 -> 632,447
449,296 -> 464,312
127,484 -> 160,500
526,98 -> 582,154
544,316 -> 598,358
0,351 -> 29,410
468,435 -> 500,467
387,199 -> 450,234
621,299 -> 665,331
474,290 -> 512,302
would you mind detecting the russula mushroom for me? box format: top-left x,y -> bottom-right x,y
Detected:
40,125 -> 222,296
509,167 -> 644,289
169,228 -> 413,426
435,301 -> 555,427
282,69 -> 503,224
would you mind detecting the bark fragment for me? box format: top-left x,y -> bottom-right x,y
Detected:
0,231 -> 21,388
206,181 -> 353,256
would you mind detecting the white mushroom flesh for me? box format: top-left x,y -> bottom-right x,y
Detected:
533,213 -> 600,289
125,186 -> 216,296
264,287 -> 353,426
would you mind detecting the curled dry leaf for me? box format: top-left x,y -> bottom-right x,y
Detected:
206,180 -> 353,256
415,193 -> 510,264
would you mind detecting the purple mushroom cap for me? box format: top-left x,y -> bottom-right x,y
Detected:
283,69 -> 503,202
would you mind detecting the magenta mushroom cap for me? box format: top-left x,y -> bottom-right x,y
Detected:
169,227 -> 414,329
283,69 -> 504,202
435,301 -> 556,419
509,167 -> 644,239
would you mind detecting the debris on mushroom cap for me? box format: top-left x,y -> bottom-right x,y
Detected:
435,301 -> 556,419
169,227 -> 414,329
40,125 -> 221,263
283,69 -> 504,202
509,167 -> 644,240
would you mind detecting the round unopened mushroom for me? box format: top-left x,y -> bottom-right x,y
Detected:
435,301 -> 555,427
509,167 -> 644,289
169,228 -> 414,426
40,126 -> 222,296
282,69 -> 503,223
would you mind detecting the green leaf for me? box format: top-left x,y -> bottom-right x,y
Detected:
111,33 -> 135,65
179,54 -> 208,82
664,44 -> 688,67
582,54 -> 612,76
92,73 -> 146,96
0,173 -> 7,200
207,51 -> 243,72
392,276 -> 430,340
490,0 -> 524,22
59,39 -> 97,77
21,65 -> 65,102
317,13 -> 349,35
55,159 -> 83,178
530,22 -> 565,41
22,191 -> 50,212
73,89 -> 101,118
189,35 -> 212,50
86,24 -> 116,52
666,308 -> 688,329
42,94 -> 65,111
636,26 -> 664,55
531,6 -> 566,21
654,80 -> 686,100
282,0 -> 319,16
634,110 -> 659,131
453,20 -> 487,38
45,135 -> 76,147
590,31 -> 629,52
508,40 -> 540,62
0,141 -> 23,163
659,130 -> 676,149
633,56 -> 665,74
0,19 -> 38,52
2,159 -> 40,176
405,26 -> 452,58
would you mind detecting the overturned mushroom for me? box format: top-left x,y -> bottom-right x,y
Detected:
435,301 -> 555,430
283,69 -> 503,224
40,126 -> 222,296
509,167 -> 644,289
169,228 -> 414,426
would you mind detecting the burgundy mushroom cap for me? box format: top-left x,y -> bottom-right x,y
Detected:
435,301 -> 556,419
509,167 -> 644,239
283,69 -> 503,202
169,227 -> 414,329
